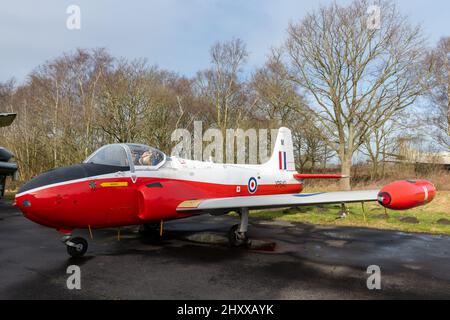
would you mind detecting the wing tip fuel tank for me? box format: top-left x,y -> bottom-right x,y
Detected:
377,180 -> 436,210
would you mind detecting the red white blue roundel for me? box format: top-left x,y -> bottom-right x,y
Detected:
248,177 -> 258,194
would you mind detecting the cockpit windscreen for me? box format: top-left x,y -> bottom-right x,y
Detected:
85,145 -> 129,167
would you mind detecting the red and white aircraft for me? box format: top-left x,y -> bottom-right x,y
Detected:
15,127 -> 436,257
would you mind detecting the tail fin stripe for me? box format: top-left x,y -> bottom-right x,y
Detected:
265,127 -> 295,171
278,151 -> 282,170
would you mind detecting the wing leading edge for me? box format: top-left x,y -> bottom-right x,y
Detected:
177,189 -> 379,213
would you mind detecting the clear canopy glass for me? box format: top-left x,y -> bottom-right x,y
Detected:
84,144 -> 129,167
84,144 -> 166,170
126,144 -> 165,167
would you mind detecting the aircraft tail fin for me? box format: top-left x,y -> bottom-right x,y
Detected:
264,127 -> 296,171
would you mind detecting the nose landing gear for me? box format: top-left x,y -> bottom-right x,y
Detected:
62,235 -> 88,258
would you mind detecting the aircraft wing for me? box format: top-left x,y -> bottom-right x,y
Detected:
177,190 -> 379,214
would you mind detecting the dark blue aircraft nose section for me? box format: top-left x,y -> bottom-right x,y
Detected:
18,163 -> 130,194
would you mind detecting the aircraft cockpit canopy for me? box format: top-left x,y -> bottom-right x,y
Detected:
126,144 -> 165,168
84,144 -> 166,171
85,144 -> 129,167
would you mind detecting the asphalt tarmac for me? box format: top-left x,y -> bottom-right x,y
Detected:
0,200 -> 449,299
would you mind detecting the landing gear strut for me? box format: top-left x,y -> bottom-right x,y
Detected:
228,208 -> 251,247
338,202 -> 349,219
62,235 -> 88,258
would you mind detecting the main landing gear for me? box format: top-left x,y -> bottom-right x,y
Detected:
337,202 -> 350,219
62,234 -> 88,258
228,208 -> 252,248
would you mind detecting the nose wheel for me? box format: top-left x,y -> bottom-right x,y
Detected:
228,208 -> 252,248
62,236 -> 88,258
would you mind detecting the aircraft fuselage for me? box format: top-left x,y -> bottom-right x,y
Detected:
15,158 -> 301,232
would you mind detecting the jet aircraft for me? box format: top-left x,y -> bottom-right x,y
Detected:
15,128 -> 436,257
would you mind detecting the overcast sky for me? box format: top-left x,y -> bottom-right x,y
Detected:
1,0 -> 449,83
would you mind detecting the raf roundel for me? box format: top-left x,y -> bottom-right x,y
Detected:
247,177 -> 258,194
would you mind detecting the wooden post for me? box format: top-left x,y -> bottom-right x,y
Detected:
361,202 -> 367,223
88,225 -> 93,240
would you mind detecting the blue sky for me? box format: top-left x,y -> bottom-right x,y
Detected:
0,0 -> 449,83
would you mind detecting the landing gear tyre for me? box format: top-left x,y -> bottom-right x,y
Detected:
67,237 -> 88,258
228,224 -> 251,248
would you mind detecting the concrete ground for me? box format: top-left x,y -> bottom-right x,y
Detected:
0,200 -> 449,299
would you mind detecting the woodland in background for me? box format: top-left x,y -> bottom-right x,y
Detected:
0,0 -> 448,190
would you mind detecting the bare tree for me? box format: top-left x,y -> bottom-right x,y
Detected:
361,115 -> 402,179
0,80 -> 15,111
97,59 -> 150,143
284,0 -> 425,189
251,54 -> 301,123
423,37 -> 450,149
250,54 -> 333,170
195,38 -> 249,132
66,48 -> 112,158
1,48 -> 208,181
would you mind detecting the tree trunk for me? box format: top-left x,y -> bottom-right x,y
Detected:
372,160 -> 378,180
447,70 -> 450,136
323,145 -> 328,169
381,141 -> 386,179
340,153 -> 352,190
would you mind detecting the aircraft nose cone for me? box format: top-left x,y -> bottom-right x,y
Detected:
15,192 -> 37,217
15,173 -> 56,227
15,164 -> 90,228
15,172 -> 47,218
15,199 -> 32,226
15,191 -> 57,228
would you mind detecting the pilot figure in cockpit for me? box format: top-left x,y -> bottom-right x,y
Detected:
139,150 -> 159,166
